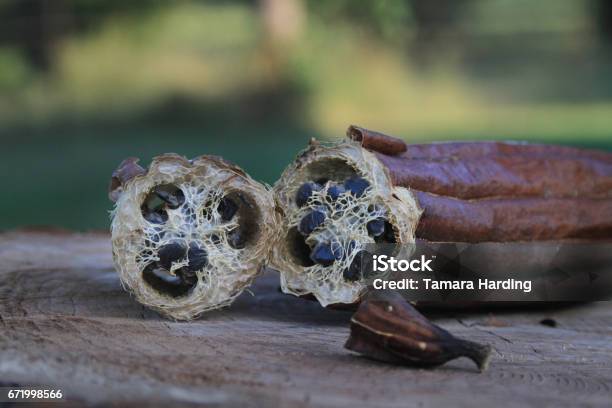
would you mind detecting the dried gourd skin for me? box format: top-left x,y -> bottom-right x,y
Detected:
110,154 -> 277,320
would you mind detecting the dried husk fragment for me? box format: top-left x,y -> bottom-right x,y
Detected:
345,290 -> 492,371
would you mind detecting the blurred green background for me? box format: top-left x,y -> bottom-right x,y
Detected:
2,0 -> 612,230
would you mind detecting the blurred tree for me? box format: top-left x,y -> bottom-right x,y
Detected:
307,0 -> 413,41
0,0 -> 69,71
594,0 -> 612,44
0,0 -> 161,72
307,0 -> 470,66
409,0 -> 470,66
255,0 -> 308,122
260,0 -> 305,46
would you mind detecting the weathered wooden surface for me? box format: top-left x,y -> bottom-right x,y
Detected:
0,231 -> 611,407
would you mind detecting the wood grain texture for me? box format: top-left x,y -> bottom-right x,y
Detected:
1,231 -> 611,407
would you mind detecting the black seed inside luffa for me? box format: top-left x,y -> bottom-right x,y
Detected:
215,195 -> 248,250
141,185 -> 185,224
218,197 -> 238,221
375,221 -> 397,243
343,250 -> 373,282
142,209 -> 168,224
298,209 -> 326,236
187,242 -> 208,272
367,218 -> 386,237
142,241 -> 203,297
296,182 -> 322,207
228,227 -> 246,249
155,187 -> 185,209
149,265 -> 182,285
157,241 -> 187,270
178,268 -> 198,286
310,242 -> 343,266
142,263 -> 197,297
344,176 -> 370,198
327,184 -> 346,201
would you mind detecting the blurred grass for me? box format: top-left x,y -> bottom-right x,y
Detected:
1,1 -> 611,230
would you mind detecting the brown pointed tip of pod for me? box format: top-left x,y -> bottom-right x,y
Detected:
346,125 -> 407,156
109,157 -> 146,202
344,290 -> 492,372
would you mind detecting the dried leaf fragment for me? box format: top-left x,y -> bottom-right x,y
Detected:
109,157 -> 146,202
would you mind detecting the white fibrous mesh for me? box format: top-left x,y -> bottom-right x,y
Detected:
111,154 -> 276,320
271,141 -> 422,306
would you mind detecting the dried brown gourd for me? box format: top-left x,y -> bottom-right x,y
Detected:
109,154 -> 277,320
271,126 -> 612,307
